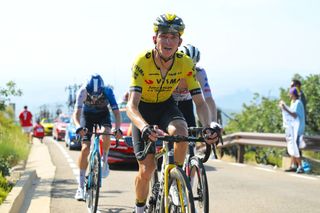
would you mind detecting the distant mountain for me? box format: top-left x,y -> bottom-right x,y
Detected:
215,89 -> 255,113
214,90 -> 254,126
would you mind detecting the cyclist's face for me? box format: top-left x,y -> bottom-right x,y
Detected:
154,32 -> 182,58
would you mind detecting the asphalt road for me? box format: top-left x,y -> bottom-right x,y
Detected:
45,137 -> 320,213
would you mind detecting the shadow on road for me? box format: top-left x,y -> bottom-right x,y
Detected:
110,162 -> 139,171
51,178 -> 78,198
97,204 -> 134,213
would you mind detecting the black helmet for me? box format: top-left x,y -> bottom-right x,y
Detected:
153,13 -> 185,35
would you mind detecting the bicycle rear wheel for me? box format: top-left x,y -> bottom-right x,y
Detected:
86,153 -> 101,213
160,167 -> 195,213
186,156 -> 209,213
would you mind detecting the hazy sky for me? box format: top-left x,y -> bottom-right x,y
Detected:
1,0 -> 319,116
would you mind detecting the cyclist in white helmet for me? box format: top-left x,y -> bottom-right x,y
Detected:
173,44 -> 218,126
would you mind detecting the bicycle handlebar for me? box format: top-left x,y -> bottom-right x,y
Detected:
156,135 -> 206,143
77,132 -> 121,148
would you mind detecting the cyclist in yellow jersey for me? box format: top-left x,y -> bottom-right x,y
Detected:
127,13 -> 219,213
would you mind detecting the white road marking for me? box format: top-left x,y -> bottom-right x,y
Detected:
289,174 -> 318,180
255,167 -> 276,173
53,140 -> 79,181
229,162 -> 247,167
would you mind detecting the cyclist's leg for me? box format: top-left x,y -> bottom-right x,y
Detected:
159,98 -> 188,166
95,111 -> 112,177
132,124 -> 157,213
169,119 -> 189,165
177,99 -> 196,128
75,112 -> 93,200
135,155 -> 156,212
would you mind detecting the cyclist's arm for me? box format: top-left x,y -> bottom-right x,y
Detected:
105,87 -> 122,129
73,86 -> 86,128
126,91 -> 148,131
205,97 -> 217,122
73,108 -> 82,128
112,109 -> 121,130
192,93 -> 211,128
196,67 -> 217,122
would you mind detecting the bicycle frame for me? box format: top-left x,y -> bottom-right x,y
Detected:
89,133 -> 102,187
85,124 -> 115,213
146,135 -> 202,213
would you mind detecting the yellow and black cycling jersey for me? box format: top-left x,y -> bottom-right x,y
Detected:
130,50 -> 201,103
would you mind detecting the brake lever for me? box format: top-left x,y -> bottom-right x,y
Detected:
115,139 -> 119,148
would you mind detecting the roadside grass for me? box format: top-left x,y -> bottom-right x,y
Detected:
0,107 -> 30,204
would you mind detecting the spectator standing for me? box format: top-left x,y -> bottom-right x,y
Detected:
279,87 -> 305,173
32,118 -> 45,143
19,105 -> 33,143
291,79 -> 307,123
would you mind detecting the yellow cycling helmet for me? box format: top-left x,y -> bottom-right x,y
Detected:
153,13 -> 185,35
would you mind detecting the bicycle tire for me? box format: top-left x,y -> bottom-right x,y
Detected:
187,156 -> 209,213
86,152 -> 101,213
159,167 -> 195,213
146,169 -> 160,213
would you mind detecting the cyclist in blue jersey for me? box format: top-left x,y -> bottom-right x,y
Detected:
73,74 -> 123,201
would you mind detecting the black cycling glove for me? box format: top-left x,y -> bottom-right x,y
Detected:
141,125 -> 156,142
202,123 -> 221,138
113,129 -> 123,135
76,127 -> 86,134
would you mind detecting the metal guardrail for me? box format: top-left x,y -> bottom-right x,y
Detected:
219,132 -> 320,163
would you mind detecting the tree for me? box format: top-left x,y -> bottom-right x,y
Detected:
225,74 -> 320,135
0,81 -> 22,111
224,93 -> 283,134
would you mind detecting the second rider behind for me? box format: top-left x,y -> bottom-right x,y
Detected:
173,44 -> 218,126
73,74 -> 123,201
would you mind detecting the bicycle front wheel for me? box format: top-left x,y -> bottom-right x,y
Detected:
160,167 -> 195,213
86,153 -> 101,213
186,156 -> 209,213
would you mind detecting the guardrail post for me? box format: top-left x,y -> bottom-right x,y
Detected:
237,144 -> 245,163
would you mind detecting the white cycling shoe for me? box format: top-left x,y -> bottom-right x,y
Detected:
101,161 -> 110,178
74,187 -> 85,201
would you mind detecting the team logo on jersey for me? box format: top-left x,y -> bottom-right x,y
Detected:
168,72 -> 177,76
156,78 -> 179,84
145,79 -> 154,84
133,72 -> 138,80
187,71 -> 193,76
176,52 -> 183,58
133,64 -> 144,76
145,52 -> 151,59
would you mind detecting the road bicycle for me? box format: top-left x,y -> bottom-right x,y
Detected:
139,134 -> 214,213
82,124 -> 117,213
185,127 -> 223,213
